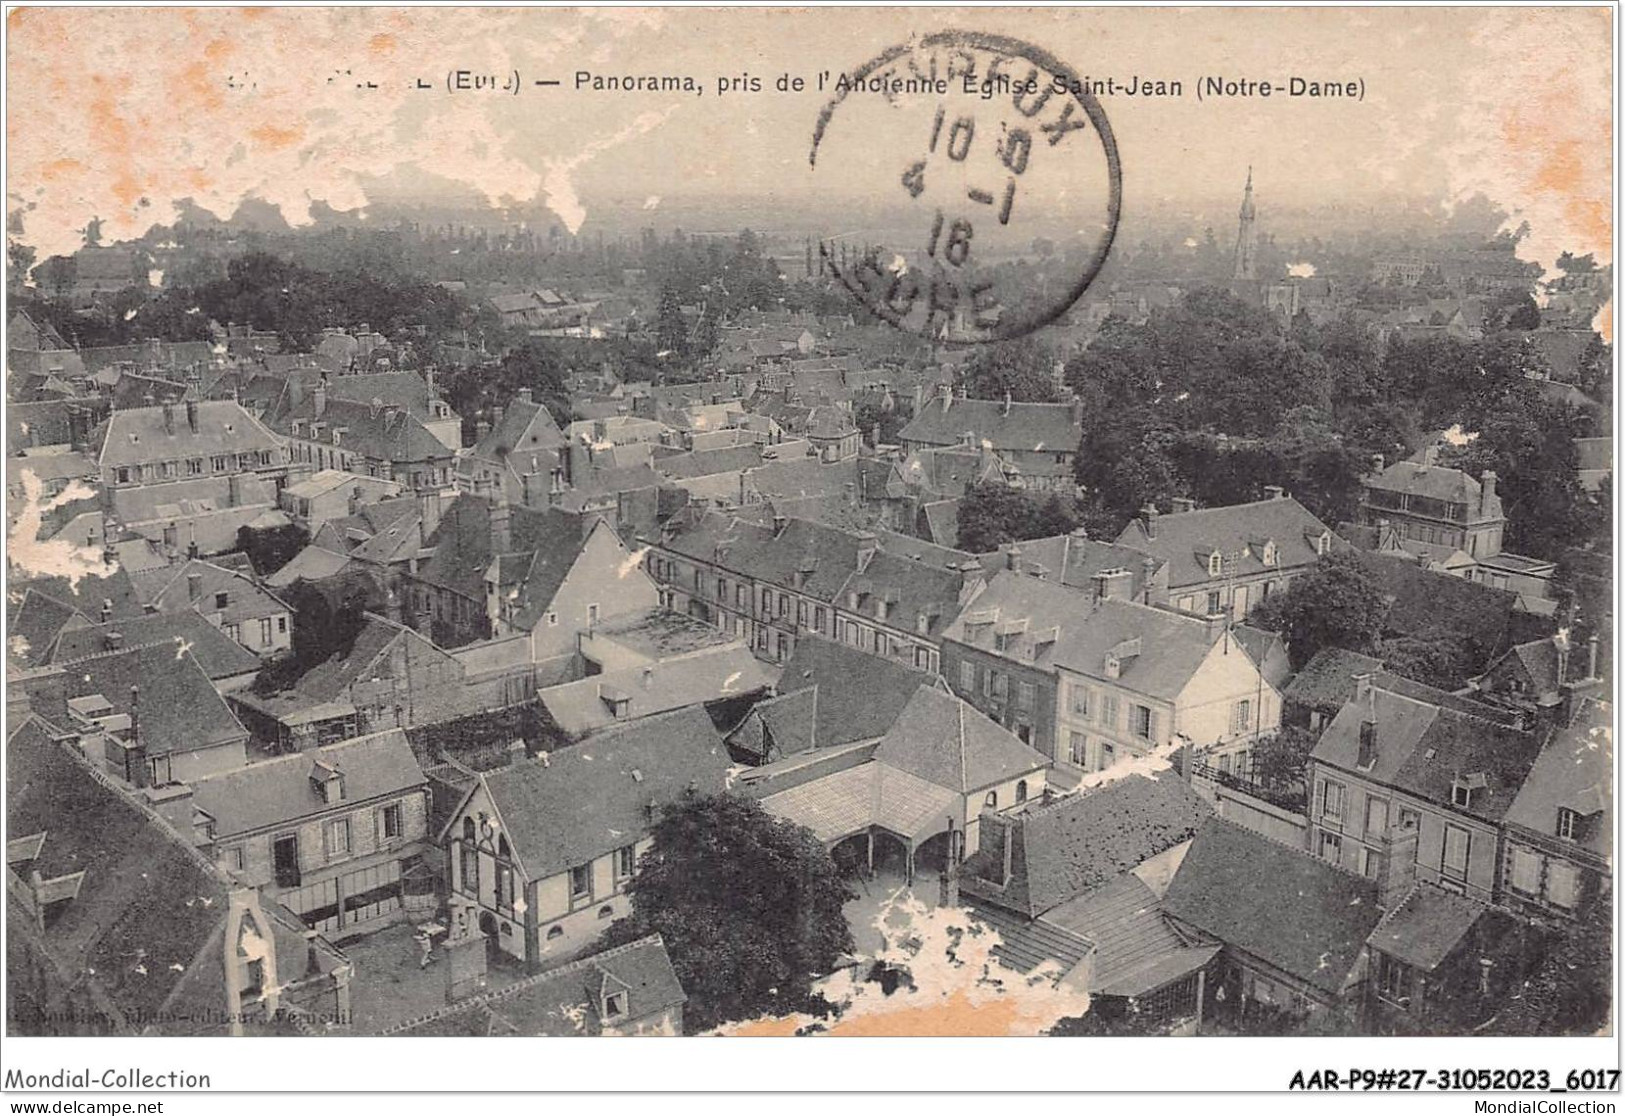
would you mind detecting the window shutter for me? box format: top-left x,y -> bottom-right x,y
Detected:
1147,709 -> 1160,742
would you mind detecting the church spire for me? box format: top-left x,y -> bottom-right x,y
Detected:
1233,166 -> 1258,281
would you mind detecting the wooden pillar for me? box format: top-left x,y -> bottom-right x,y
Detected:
905,844 -> 915,884
866,830 -> 874,874
1194,968 -> 1206,1035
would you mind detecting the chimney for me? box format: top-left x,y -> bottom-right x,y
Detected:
145,781 -> 197,840
508,738 -> 527,763
567,437 -> 590,486
492,405 -> 505,428
418,490 -> 442,543
313,384 -> 326,417
855,531 -> 878,573
772,513 -> 788,537
1422,444 -> 1439,468
1002,390 -> 1012,416
1554,631 -> 1571,690
475,420 -> 491,441
1262,485 -> 1284,501
1140,557 -> 1158,604
128,684 -> 149,789
186,399 -> 199,433
305,929 -> 323,978
187,573 -> 203,601
490,498 -> 512,554
1092,567 -> 1133,602
1140,503 -> 1159,540
162,402 -> 175,435
1372,452 -> 1385,474
1204,611 -> 1227,643
1004,544 -> 1022,573
1481,470 -> 1498,514
912,384 -> 924,414
1069,525 -> 1089,541
105,631 -> 124,652
517,387 -> 533,405
1587,634 -> 1600,680
100,598 -> 113,623
642,665 -> 655,690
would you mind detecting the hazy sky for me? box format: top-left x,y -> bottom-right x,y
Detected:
6,7 -> 1612,278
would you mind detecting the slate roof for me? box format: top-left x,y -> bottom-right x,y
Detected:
989,532 -> 1164,593
965,899 -> 1093,976
383,935 -> 685,1036
8,590 -> 83,666
189,729 -> 425,838
1115,496 -> 1339,590
5,721 -> 337,1034
500,516 -> 609,631
468,398 -> 566,462
7,400 -> 79,451
284,372 -> 451,425
1052,598 -> 1227,699
655,443 -> 765,480
724,687 -> 818,761
61,641 -> 248,756
539,646 -> 776,738
1365,884 -> 1488,972
474,705 -> 732,882
1365,460 -> 1499,518
873,685 -> 1046,794
758,759 -> 959,843
1285,647 -> 1515,722
899,395 -> 1081,454
97,401 -> 282,469
959,772 -> 1211,919
281,397 -> 449,463
48,610 -> 260,681
265,544 -> 354,589
132,558 -> 289,626
11,565 -> 146,627
771,633 -> 938,748
240,614 -> 456,721
1502,698 -> 1611,856
414,495 -> 557,601
1161,817 -> 1383,997
942,569 -> 1096,672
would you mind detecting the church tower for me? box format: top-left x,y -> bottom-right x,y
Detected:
1232,167 -> 1258,282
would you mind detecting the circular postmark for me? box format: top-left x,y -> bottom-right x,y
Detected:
809,30 -> 1121,345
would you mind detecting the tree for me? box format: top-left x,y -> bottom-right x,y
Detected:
961,337 -> 1061,403
1248,551 -> 1389,669
955,482 -> 1081,554
599,792 -> 854,1033
654,284 -> 688,360
1248,725 -> 1318,796
1480,899 -> 1611,1036
236,522 -> 310,577
1376,627 -> 1475,691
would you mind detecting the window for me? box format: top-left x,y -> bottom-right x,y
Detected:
1098,741 -> 1115,770
1207,552 -> 1222,577
776,593 -> 787,617
1362,848 -> 1385,880
381,802 -> 403,840
813,606 -> 825,632
225,846 -> 245,872
1557,807 -> 1581,841
1316,532 -> 1331,556
1510,846 -> 1541,895
1015,780 -> 1028,804
1375,951 -> 1411,1006
1320,780 -> 1346,823
495,839 -> 515,914
570,864 -> 592,903
1318,830 -> 1342,863
278,616 -> 287,633
212,455 -> 229,472
187,458 -> 203,476
1206,590 -> 1222,615
1131,704 -> 1153,740
258,617 -> 273,646
984,791 -> 998,809
614,845 -> 636,883
1546,861 -> 1580,909
327,817 -> 352,859
1230,699 -> 1251,735
587,603 -> 599,626
115,466 -> 131,484
1070,685 -> 1089,718
992,672 -> 1008,701
214,591 -> 229,610
1101,693 -> 1119,730
1068,731 -> 1088,767
1442,824 -> 1470,881
1365,797 -> 1389,839
603,990 -> 628,1019
1017,681 -> 1035,711
1398,807 -> 1421,832
547,925 -> 565,940
736,585 -> 746,607
459,818 -> 478,896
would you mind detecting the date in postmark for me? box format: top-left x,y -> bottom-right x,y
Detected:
809,30 -> 1122,344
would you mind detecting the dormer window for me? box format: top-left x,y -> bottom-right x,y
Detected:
603,990 -> 628,1020
1317,532 -> 1331,556
1557,807 -> 1582,841
310,761 -> 345,804
1261,540 -> 1277,566
1451,772 -> 1487,810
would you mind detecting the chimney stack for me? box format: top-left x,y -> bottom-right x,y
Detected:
162,402 -> 175,435
1005,544 -> 1022,573
1372,452 -> 1385,474
128,684 -> 149,789
1170,496 -> 1196,514
1587,634 -> 1600,680
418,490 -> 442,543
186,399 -> 199,433
100,598 -> 113,623
313,384 -> 327,417
1002,390 -> 1012,417
1357,681 -> 1379,769
1554,630 -> 1572,689
1092,567 -> 1133,602
1140,557 -> 1158,604
1481,470 -> 1498,514
772,513 -> 788,537
187,572 -> 203,602
105,631 -> 124,652
490,498 -> 512,554
517,387 -> 533,405
1140,503 -> 1159,540
855,531 -> 878,573
1262,484 -> 1285,501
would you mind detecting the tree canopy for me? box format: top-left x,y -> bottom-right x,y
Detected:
599,791 -> 854,1033
1246,551 -> 1389,669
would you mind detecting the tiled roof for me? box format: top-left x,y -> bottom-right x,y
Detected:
477,705 -> 731,882
1365,884 -> 1488,972
1114,496 -> 1338,589
965,899 -> 1093,976
1162,817 -> 1382,996
382,935 -> 685,1036
1039,871 -> 1186,990
873,685 -> 1046,794
62,642 -> 248,756
899,395 -> 1081,454
960,772 -> 1210,919
48,610 -> 260,681
190,729 -> 425,837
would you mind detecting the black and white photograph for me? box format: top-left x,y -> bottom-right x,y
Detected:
0,3 -> 1616,1103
